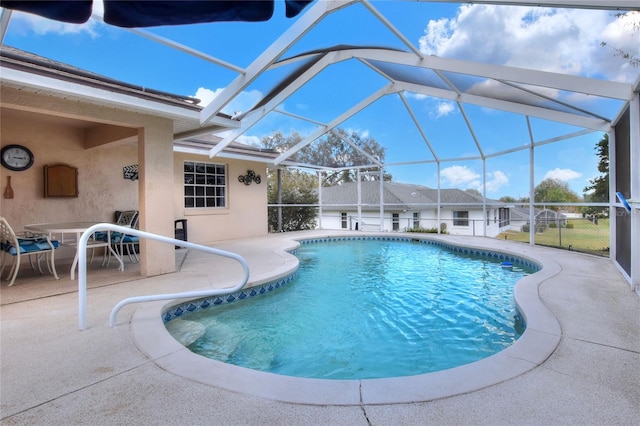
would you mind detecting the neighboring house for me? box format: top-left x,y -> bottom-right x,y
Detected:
1,47 -> 275,277
318,181 -> 511,237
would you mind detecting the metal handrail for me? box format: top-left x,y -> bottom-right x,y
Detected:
77,223 -> 250,330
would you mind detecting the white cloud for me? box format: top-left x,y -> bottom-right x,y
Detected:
8,2 -> 103,37
544,168 -> 582,181
343,128 -> 370,139
419,5 -> 640,82
441,166 -> 508,193
433,101 -> 455,118
441,165 -> 480,187
236,135 -> 261,147
194,87 -> 263,116
485,170 -> 509,193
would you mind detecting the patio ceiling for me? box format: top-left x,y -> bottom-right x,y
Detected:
1,0 -> 639,172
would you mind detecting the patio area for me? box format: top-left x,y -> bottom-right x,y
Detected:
1,231 -> 638,425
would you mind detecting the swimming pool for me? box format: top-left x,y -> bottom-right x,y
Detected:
165,237 -> 537,380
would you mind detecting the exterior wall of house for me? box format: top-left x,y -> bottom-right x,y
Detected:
173,154 -> 268,243
318,207 -> 508,237
1,113 -> 139,262
1,98 -> 268,275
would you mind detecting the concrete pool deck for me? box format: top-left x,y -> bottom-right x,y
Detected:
1,231 -> 639,424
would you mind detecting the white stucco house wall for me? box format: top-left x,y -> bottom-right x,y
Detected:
318,181 -> 511,237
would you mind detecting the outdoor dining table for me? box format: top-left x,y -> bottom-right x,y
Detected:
24,222 -> 126,280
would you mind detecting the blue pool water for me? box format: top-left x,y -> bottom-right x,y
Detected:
166,239 -> 534,380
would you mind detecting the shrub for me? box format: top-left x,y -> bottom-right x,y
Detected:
406,226 -> 440,234
549,222 -> 557,228
566,223 -> 574,229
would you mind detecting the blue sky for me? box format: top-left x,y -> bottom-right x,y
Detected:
3,1 -> 639,200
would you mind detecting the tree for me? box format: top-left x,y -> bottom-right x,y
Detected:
267,168 -> 318,232
534,178 -> 580,209
499,195 -> 517,203
601,12 -> 640,67
583,134 -> 609,217
262,128 -> 391,232
465,188 -> 482,198
264,129 -> 392,186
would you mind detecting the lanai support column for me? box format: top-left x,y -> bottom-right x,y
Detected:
482,159 -> 487,237
137,119 -> 175,276
527,117 -> 536,246
277,168 -> 283,232
357,169 -> 362,230
609,128 -> 617,263
379,167 -> 384,231
437,163 -> 441,234
630,92 -> 639,292
317,171 -> 323,230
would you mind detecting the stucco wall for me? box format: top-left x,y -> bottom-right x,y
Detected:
1,114 -> 138,261
173,153 -> 268,244
1,114 -> 269,265
319,208 -> 507,237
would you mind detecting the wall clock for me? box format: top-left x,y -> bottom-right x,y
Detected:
1,144 -> 35,171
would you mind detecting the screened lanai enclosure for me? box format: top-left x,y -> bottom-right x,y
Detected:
0,0 -> 638,292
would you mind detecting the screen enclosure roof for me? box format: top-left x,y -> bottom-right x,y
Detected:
1,0 -> 639,172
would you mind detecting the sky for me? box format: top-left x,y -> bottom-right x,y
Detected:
3,1 -> 639,200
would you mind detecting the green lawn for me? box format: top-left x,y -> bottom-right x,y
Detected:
499,218 -> 610,256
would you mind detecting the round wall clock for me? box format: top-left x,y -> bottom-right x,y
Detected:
1,144 -> 35,171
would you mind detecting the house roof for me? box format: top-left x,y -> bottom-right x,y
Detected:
0,46 -> 281,163
0,46 -> 240,140
0,46 -> 205,110
320,181 -> 503,211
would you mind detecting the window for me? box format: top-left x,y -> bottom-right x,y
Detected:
183,161 -> 226,208
341,212 -> 347,229
453,210 -> 469,226
392,213 -> 400,231
499,207 -> 510,227
413,212 -> 420,229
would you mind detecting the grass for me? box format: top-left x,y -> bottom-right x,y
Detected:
498,218 -> 610,256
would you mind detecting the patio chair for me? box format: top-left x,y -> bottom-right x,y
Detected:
114,212 -> 140,263
101,210 -> 138,265
0,216 -> 60,286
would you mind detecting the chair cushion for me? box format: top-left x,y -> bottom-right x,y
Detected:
93,231 -> 109,241
3,238 -> 60,256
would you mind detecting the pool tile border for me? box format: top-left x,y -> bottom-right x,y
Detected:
162,273 -> 297,323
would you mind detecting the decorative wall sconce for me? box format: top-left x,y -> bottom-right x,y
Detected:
123,164 -> 138,180
238,170 -> 261,185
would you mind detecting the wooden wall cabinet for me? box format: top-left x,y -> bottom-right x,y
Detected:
44,164 -> 78,197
